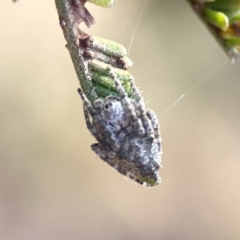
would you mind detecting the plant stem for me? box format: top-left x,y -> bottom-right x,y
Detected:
55,0 -> 98,102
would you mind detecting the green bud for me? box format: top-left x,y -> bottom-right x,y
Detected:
87,0 -> 114,8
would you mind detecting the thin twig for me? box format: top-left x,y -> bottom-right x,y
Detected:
55,0 -> 98,101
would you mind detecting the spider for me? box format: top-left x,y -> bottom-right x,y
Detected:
77,67 -> 162,186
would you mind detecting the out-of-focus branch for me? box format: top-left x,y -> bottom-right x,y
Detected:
188,0 -> 240,62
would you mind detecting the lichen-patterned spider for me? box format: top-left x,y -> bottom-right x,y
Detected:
78,67 -> 162,186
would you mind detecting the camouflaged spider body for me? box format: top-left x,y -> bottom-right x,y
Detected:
78,68 -> 162,186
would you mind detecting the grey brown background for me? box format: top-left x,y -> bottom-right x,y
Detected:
1,1 -> 240,240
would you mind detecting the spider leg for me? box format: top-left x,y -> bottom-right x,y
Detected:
78,88 -> 106,135
146,109 -> 161,152
77,88 -> 98,117
129,77 -> 154,135
105,96 -> 119,101
129,76 -> 145,110
82,104 -> 105,143
91,143 -> 117,167
78,88 -> 120,151
107,67 -> 145,136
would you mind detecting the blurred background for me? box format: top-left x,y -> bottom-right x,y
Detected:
1,1 -> 240,239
